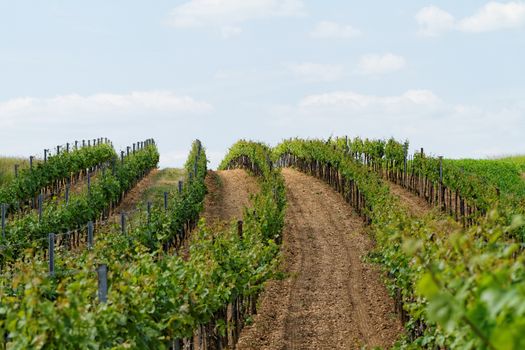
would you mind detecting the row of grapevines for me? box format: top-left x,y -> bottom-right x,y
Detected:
445,158 -> 525,203
0,141 -> 116,212
0,140 -> 159,262
334,136 -> 525,238
135,139 -> 207,251
500,155 -> 525,172
333,136 -> 498,212
0,140 -> 286,348
274,138 -> 525,349
220,140 -> 286,241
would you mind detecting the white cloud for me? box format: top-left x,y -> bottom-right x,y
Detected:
166,0 -> 305,36
459,1 -> 525,32
310,21 -> 361,39
288,63 -> 345,82
268,90 -> 525,160
0,91 -> 212,126
0,91 -> 214,168
220,25 -> 243,38
358,53 -> 407,75
298,89 -> 440,111
416,2 -> 525,36
416,5 -> 455,37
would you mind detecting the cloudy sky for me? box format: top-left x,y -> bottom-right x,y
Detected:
1,1 -> 524,168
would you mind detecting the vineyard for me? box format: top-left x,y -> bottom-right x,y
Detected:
0,136 -> 524,349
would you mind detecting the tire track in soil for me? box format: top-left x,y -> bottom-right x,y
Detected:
237,168 -> 402,350
384,181 -> 461,237
113,168 -> 159,214
202,169 -> 259,225
385,181 -> 433,218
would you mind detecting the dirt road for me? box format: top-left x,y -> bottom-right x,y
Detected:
386,181 -> 433,217
203,169 -> 259,225
114,168 -> 159,213
237,168 -> 402,350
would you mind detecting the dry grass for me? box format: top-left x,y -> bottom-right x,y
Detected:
140,168 -> 185,206
0,156 -> 29,186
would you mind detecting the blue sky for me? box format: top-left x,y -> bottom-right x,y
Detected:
1,0 -> 524,167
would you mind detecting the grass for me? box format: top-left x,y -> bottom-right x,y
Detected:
0,156 -> 30,187
499,155 -> 525,173
445,156 -> 525,212
140,168 -> 186,206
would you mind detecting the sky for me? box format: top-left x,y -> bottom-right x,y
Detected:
1,0 -> 524,168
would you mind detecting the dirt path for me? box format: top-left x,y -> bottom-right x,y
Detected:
202,169 -> 259,225
237,168 -> 402,350
114,168 -> 159,214
384,181 -> 462,239
385,182 -> 433,217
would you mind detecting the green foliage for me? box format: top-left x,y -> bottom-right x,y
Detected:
332,136 -> 525,239
0,139 -> 286,348
499,156 -> 525,173
136,140 -> 207,251
275,137 -> 525,350
0,141 -> 159,261
220,140 -> 286,240
0,142 -> 116,211
0,156 -> 30,187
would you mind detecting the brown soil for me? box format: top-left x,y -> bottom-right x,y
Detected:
70,171 -> 97,196
521,173 -> 525,181
385,182 -> 433,217
202,169 -> 259,225
237,168 -> 402,350
114,169 -> 159,214
384,182 -> 461,238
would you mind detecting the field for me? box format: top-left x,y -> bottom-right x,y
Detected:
0,156 -> 30,186
0,137 -> 524,349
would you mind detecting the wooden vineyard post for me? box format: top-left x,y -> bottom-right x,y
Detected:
147,202 -> 152,224
29,156 -> 34,171
88,221 -> 94,249
120,151 -> 124,165
38,193 -> 43,222
14,164 -> 18,178
44,149 -> 48,163
164,192 -> 168,211
121,212 -> 126,235
65,181 -> 70,206
420,148 -> 424,197
178,180 -> 183,194
172,339 -> 182,350
403,143 -> 408,188
237,220 -> 243,238
87,170 -> 91,196
1,204 -> 6,239
49,233 -> 55,276
439,156 -> 444,210
97,264 -> 108,303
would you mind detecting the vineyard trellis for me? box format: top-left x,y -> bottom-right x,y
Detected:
274,138 -> 525,349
